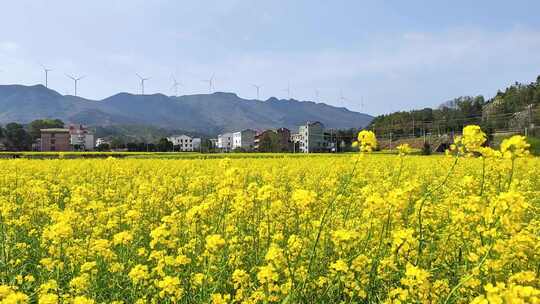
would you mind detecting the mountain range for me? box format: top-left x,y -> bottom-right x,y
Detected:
0,84 -> 373,135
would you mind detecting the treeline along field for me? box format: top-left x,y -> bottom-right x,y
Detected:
0,150 -> 539,302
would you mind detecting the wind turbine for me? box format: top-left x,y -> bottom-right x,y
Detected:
315,89 -> 320,101
66,74 -> 85,97
252,84 -> 261,99
171,76 -> 182,97
339,90 -> 348,106
136,73 -> 150,95
202,74 -> 215,93
41,65 -> 52,88
283,82 -> 291,99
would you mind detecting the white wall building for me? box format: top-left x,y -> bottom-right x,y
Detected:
217,133 -> 233,152
69,125 -> 95,151
96,138 -> 111,147
232,129 -> 257,151
167,134 -> 201,152
298,121 -> 327,153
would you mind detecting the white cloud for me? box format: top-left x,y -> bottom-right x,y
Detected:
186,27 -> 540,113
2,23 -> 540,115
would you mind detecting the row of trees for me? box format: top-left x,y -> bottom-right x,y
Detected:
369,75 -> 540,138
1,120 -> 213,152
0,119 -> 65,151
101,138 -> 216,153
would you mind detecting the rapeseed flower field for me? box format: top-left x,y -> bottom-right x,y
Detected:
0,128 -> 539,303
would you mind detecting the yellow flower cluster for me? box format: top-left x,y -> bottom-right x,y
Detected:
500,135 -> 531,158
396,143 -> 411,156
0,129 -> 537,302
354,130 -> 378,152
450,124 -> 487,156
461,124 -> 487,152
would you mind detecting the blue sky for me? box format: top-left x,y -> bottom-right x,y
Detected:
0,0 -> 539,115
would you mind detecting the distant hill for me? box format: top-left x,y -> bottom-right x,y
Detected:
0,84 -> 373,135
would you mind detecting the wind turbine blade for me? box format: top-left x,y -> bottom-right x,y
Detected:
136,73 -> 143,80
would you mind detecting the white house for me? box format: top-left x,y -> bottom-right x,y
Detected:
167,134 -> 201,152
69,125 -> 95,151
96,137 -> 111,147
298,121 -> 327,153
217,133 -> 233,152
232,129 -> 257,151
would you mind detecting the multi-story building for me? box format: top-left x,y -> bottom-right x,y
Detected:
291,132 -> 302,153
217,132 -> 233,152
40,128 -> 71,151
291,132 -> 302,142
232,129 -> 257,151
298,121 -> 328,153
69,125 -> 95,151
167,134 -> 201,152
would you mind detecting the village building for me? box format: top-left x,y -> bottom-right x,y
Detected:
167,134 -> 201,152
40,128 -> 71,151
297,121 -> 328,153
217,132 -> 233,152
69,125 -> 95,151
232,129 -> 257,151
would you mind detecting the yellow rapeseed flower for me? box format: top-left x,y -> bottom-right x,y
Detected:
500,135 -> 530,158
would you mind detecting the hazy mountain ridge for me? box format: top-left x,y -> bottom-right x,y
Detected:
0,84 -> 373,135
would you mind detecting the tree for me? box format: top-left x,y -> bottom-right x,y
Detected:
110,138 -> 125,149
4,123 -> 32,151
96,143 -> 110,152
157,138 -> 173,152
126,142 -> 139,152
200,139 -> 216,153
258,131 -> 280,152
28,119 -> 64,140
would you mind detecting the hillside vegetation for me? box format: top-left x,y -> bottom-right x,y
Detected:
0,85 -> 373,135
370,75 -> 540,137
